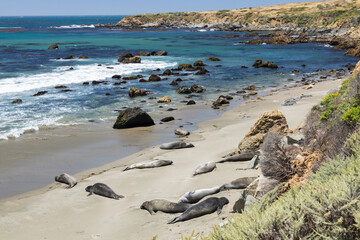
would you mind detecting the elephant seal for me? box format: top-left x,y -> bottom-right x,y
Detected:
168,197 -> 229,224
55,173 -> 77,188
217,152 -> 254,163
220,177 -> 258,191
123,160 -> 173,171
85,183 -> 124,200
178,186 -> 221,204
160,142 -> 194,150
141,199 -> 192,215
193,161 -> 216,176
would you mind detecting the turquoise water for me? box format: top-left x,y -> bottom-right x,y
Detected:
0,16 -> 358,139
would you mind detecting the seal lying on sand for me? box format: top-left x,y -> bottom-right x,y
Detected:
85,183 -> 124,200
178,186 -> 221,204
160,142 -> 194,150
193,161 -> 216,176
217,152 -> 254,163
168,197 -> 229,224
123,160 -> 173,171
220,177 -> 258,191
141,199 -> 192,215
55,173 -> 77,188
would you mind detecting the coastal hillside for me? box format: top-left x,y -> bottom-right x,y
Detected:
116,0 -> 360,30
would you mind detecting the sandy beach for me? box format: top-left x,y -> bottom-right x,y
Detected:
0,78 -> 343,240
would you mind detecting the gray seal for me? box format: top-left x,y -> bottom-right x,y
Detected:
168,197 -> 229,224
160,142 -> 194,150
123,160 -> 173,171
85,183 -> 124,200
193,161 -> 216,176
217,152 -> 254,163
140,199 -> 192,215
55,173 -> 77,188
178,186 -> 221,204
220,177 -> 258,191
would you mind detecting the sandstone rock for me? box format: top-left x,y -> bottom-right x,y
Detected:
176,86 -> 191,94
161,116 -> 175,122
175,128 -> 190,136
178,64 -> 192,70
113,107 -> 155,129
33,91 -> 48,96
190,84 -> 205,93
243,85 -> 256,91
194,60 -> 206,66
154,50 -> 167,56
148,74 -> 161,82
79,55 -> 88,59
112,74 -> 122,79
208,56 -> 221,61
128,87 -> 150,97
137,51 -> 151,56
11,99 -> 22,104
238,110 -> 291,153
157,96 -> 171,103
118,53 -> 133,62
48,44 -> 59,50
121,56 -> 141,64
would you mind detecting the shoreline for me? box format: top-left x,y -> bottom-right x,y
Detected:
0,77 -> 344,240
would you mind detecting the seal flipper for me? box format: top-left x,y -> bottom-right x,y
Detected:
168,216 -> 180,224
217,206 -> 222,215
114,194 -> 124,200
123,167 -> 130,172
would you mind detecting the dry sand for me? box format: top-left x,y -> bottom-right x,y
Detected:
0,78 -> 343,240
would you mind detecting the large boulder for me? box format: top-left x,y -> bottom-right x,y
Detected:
154,50 -> 167,56
121,56 -> 141,64
238,110 -> 291,153
157,96 -> 171,103
113,107 -> 155,129
118,53 -> 133,62
148,74 -> 161,82
128,87 -> 150,97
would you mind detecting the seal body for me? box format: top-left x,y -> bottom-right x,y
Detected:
123,160 -> 173,171
160,142 -> 194,150
193,161 -> 216,176
140,199 -> 192,215
220,177 -> 258,191
168,197 -> 229,224
55,173 -> 77,188
178,186 -> 221,204
217,152 -> 254,163
85,183 -> 124,200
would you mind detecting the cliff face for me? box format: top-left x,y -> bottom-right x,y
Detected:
116,0 -> 360,30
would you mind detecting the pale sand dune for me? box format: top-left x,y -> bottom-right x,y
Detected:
0,79 -> 342,240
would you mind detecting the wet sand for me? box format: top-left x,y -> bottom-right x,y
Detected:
0,78 -> 342,240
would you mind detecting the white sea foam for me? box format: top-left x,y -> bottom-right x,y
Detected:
0,59 -> 177,94
49,24 -> 95,29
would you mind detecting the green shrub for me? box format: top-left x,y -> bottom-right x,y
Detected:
342,106 -> 360,122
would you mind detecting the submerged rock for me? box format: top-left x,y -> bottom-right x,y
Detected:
148,74 -> 161,82
11,99 -> 22,104
253,59 -> 278,69
113,107 -> 155,129
48,44 -> 59,50
33,91 -> 48,96
190,84 -> 205,93
178,64 -> 192,70
208,56 -> 221,61
176,86 -> 191,94
194,60 -> 206,66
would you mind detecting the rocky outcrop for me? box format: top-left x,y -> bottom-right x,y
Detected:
121,56 -> 141,64
113,107 -> 155,129
118,53 -> 133,62
238,110 -> 291,153
48,44 -> 58,50
253,59 -> 278,69
157,96 -> 171,103
128,87 -> 150,97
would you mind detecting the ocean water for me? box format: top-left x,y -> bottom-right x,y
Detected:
0,16 -> 358,140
